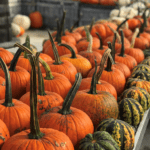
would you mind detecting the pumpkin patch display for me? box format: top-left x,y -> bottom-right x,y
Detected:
39,73 -> 94,148
1,54 -> 74,150
0,57 -> 30,136
96,118 -> 135,150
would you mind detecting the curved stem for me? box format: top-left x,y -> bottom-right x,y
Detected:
47,29 -> 62,65
37,57 -> 46,96
85,26 -> 90,42
119,30 -> 125,57
130,28 -> 139,48
58,73 -> 82,115
97,47 -> 114,82
96,32 -> 103,50
88,60 -> 97,94
58,43 -> 77,58
105,43 -> 114,72
0,58 -> 14,107
28,53 -> 44,139
116,18 -> 129,31
24,35 -> 31,58
14,43 -> 54,80
108,25 -> 121,44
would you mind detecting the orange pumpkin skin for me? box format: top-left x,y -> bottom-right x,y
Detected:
116,48 -> 144,64
40,60 -> 77,85
78,77 -> 117,100
19,91 -> 64,117
72,90 -> 119,128
79,51 -> 102,68
76,37 -> 100,52
0,66 -> 30,99
29,11 -> 43,28
39,106 -> 94,146
0,99 -> 30,136
60,54 -> 92,78
61,35 -> 76,46
0,77 -> 6,100
0,119 -> 10,149
65,30 -> 82,42
1,128 -> 74,150
0,48 -> 13,66
26,72 -> 72,99
127,18 -> 141,31
115,54 -> 137,71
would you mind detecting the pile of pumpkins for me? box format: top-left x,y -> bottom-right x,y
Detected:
0,4 -> 150,150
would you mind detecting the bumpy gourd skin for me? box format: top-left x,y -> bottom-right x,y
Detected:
120,86 -> 150,112
132,64 -> 150,73
118,98 -> 144,127
96,118 -> 135,150
79,131 -> 120,150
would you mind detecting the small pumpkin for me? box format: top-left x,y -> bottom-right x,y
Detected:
79,131 -> 120,150
29,11 -> 43,28
118,98 -> 144,128
120,86 -> 150,112
132,64 -> 150,73
96,118 -> 135,150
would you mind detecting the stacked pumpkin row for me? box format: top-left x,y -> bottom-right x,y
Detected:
0,7 -> 150,150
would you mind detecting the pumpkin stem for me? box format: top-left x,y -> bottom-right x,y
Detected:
85,26 -> 90,42
88,60 -> 97,94
89,17 -> 95,33
70,12 -> 82,32
14,43 -> 54,80
119,30 -> 125,57
105,43 -> 114,72
112,33 -> 117,61
130,28 -> 139,48
87,34 -> 93,53
58,43 -> 77,58
58,73 -> 82,115
37,59 -> 46,96
24,35 -> 32,58
96,32 -> 103,50
108,25 -> 121,44
47,29 -> 63,65
97,48 -> 114,82
0,58 -> 14,107
28,53 -> 44,139
116,18 -> 129,31
55,11 -> 66,43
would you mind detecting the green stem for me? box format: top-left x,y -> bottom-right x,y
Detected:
85,26 -> 90,42
97,47 -> 114,81
47,29 -> 62,65
28,53 -> 44,139
116,18 -> 129,31
24,35 -> 31,58
119,30 -> 125,57
58,43 -> 77,58
14,43 -> 54,80
87,34 -> 93,53
105,42 -> 113,72
96,32 -> 103,50
88,60 -> 97,94
37,58 -> 46,96
89,17 -> 95,33
0,58 -> 14,107
9,45 -> 24,71
58,73 -> 82,115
